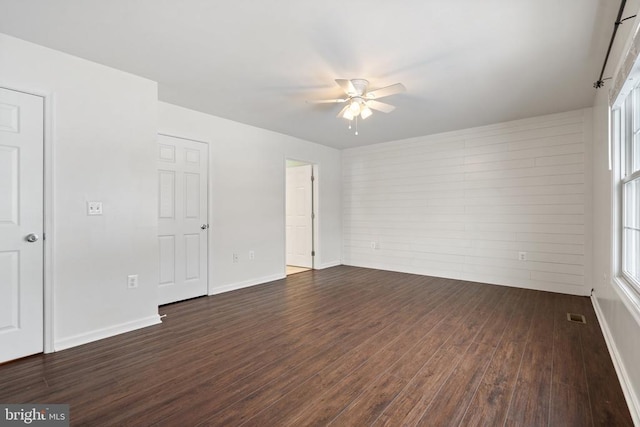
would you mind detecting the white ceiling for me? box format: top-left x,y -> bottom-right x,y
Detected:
0,0 -> 621,149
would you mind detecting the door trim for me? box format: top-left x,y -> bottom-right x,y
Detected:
1,85 -> 54,354
158,133 -> 212,297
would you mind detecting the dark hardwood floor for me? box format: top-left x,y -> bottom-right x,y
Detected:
0,266 -> 633,426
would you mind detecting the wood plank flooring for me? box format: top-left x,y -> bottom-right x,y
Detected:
0,266 -> 633,426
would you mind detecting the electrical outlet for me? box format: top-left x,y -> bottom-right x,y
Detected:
87,201 -> 103,216
233,253 -> 239,263
249,250 -> 255,260
127,274 -> 138,289
518,252 -> 527,261
371,241 -> 378,249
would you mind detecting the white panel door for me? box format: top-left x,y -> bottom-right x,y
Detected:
157,135 -> 208,305
0,88 -> 44,363
286,164 -> 313,268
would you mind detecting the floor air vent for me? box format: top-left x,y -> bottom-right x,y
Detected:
567,313 -> 586,324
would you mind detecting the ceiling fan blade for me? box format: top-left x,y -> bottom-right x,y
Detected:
307,99 -> 348,104
335,79 -> 357,96
367,100 -> 396,113
366,83 -> 406,99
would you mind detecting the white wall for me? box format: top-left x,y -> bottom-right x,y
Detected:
158,102 -> 342,294
591,1 -> 640,419
343,109 -> 592,296
0,34 -> 161,350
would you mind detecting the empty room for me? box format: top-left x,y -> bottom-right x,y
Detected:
1,1 -> 639,426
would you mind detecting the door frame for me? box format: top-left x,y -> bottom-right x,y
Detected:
2,84 -> 54,354
158,133 -> 212,297
284,158 -> 318,271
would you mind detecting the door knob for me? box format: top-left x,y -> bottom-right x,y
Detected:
200,224 -> 209,230
25,233 -> 39,242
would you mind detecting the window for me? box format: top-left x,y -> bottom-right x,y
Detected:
616,86 -> 640,291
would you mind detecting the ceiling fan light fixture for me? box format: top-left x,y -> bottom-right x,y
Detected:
349,101 -> 361,115
360,105 -> 372,120
343,109 -> 355,120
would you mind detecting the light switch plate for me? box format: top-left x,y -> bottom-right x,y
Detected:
87,201 -> 103,215
127,274 -> 138,289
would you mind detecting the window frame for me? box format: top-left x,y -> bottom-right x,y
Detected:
613,87 -> 640,316
622,89 -> 640,288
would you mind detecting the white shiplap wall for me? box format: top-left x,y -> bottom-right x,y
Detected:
342,109 -> 592,295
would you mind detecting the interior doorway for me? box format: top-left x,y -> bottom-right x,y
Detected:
285,160 -> 316,275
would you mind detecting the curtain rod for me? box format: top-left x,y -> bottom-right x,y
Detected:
594,0 -> 635,88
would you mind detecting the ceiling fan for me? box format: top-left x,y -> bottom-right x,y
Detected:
308,79 -> 406,133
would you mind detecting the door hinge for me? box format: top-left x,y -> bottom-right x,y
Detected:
311,251 -> 315,257
311,212 -> 315,220
311,175 -> 315,182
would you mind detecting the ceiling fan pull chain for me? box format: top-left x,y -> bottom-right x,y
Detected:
355,115 -> 359,136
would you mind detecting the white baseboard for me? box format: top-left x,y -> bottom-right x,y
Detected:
209,273 -> 286,296
54,314 -> 162,351
591,295 -> 640,425
343,261 -> 589,296
316,261 -> 342,269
